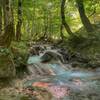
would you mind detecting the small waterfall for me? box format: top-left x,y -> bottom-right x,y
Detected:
25,49 -> 100,100
27,63 -> 56,76
27,49 -> 100,84
41,50 -> 66,63
27,52 -> 68,76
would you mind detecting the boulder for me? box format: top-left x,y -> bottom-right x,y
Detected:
0,54 -> 16,78
40,50 -> 65,63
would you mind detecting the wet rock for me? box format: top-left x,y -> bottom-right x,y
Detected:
29,47 -> 39,56
41,50 -> 65,63
27,63 -> 55,76
29,45 -> 47,56
95,68 -> 100,72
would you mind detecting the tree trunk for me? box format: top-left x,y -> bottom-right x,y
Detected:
42,9 -> 48,39
0,0 -> 16,78
1,0 -> 15,47
11,0 -> 15,39
76,0 -> 94,32
0,2 -> 2,35
61,0 -> 73,35
60,24 -> 64,40
16,0 -> 22,41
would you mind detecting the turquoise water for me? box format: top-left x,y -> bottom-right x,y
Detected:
49,63 -> 67,75
27,56 -> 100,79
27,56 -> 41,64
26,56 -> 100,85
25,55 -> 100,100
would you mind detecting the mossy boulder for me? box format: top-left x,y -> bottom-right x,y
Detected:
0,48 -> 16,78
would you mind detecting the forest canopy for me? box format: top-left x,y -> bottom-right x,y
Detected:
0,0 -> 100,43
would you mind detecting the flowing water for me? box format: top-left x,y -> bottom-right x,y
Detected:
26,54 -> 100,100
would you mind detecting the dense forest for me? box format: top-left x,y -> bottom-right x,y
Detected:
0,0 -> 100,100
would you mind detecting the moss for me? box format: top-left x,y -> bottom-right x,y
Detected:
0,48 -> 15,78
60,24 -> 100,67
10,41 -> 29,78
20,96 -> 33,100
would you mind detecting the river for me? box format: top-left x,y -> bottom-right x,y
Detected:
25,54 -> 100,100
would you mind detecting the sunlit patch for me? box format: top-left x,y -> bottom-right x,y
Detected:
45,38 -> 47,41
55,36 -> 58,40
47,2 -> 53,8
52,36 -> 58,40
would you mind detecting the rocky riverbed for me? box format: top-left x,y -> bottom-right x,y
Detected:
0,45 -> 100,100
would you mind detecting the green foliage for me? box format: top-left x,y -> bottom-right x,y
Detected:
8,0 -> 99,41
1,0 -> 100,68
0,47 -> 12,56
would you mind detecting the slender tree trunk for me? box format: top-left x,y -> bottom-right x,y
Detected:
16,0 -> 22,41
43,10 -> 47,38
60,24 -> 64,40
76,0 -> 94,32
31,0 -> 36,39
1,0 -> 14,47
0,2 -> 2,35
61,0 -> 73,35
0,0 -> 16,78
11,0 -> 15,39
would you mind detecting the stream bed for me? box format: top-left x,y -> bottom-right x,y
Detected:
0,53 -> 99,100
24,55 -> 100,100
